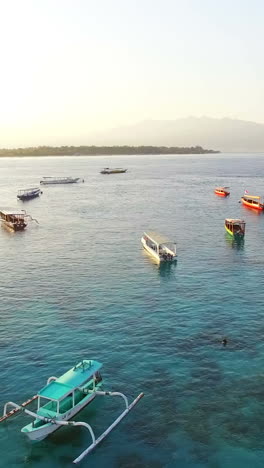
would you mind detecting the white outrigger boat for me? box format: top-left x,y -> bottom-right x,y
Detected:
1,359 -> 143,464
141,232 -> 177,263
40,176 -> 83,185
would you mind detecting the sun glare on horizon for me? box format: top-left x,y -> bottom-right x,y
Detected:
0,0 -> 263,146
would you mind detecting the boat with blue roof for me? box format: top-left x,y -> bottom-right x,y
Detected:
21,359 -> 103,441
1,359 -> 143,464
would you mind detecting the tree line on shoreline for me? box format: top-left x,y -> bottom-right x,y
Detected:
0,145 -> 219,156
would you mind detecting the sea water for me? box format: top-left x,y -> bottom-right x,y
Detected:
0,154 -> 264,468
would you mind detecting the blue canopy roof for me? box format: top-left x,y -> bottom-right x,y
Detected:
38,360 -> 102,401
39,381 -> 72,400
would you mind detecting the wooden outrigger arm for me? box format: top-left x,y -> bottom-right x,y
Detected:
1,391 -> 144,464
0,395 -> 38,423
0,376 -> 56,423
27,215 -> 39,224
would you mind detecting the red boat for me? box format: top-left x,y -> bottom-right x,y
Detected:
241,195 -> 264,211
214,187 -> 230,197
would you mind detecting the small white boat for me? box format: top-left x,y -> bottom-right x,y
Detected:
1,359 -> 143,464
141,232 -> 177,263
40,177 -> 83,185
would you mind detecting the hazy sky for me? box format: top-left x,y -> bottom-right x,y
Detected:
0,0 -> 263,146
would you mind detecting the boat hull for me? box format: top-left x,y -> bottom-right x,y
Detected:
225,225 -> 244,238
1,221 -> 27,231
21,393 -> 96,441
101,171 -> 127,174
142,238 -> 161,263
214,190 -> 229,197
241,198 -> 264,211
17,193 -> 41,201
40,179 -> 79,185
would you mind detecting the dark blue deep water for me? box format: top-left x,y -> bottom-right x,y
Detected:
1,154 -> 264,468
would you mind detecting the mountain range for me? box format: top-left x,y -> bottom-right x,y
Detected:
90,117 -> 264,152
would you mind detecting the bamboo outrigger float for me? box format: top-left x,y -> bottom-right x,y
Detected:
1,359 -> 143,464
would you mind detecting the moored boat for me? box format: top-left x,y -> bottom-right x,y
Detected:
0,210 -> 27,230
240,194 -> 264,211
1,359 -> 143,464
21,359 -> 103,442
141,232 -> 177,263
17,187 -> 42,201
40,177 -> 83,185
0,210 -> 39,231
225,218 -> 245,238
100,168 -> 127,174
214,187 -> 230,197
0,210 -> 27,231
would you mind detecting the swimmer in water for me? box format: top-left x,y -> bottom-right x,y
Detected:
222,338 -> 227,346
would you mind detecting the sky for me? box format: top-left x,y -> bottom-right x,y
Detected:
0,0 -> 263,146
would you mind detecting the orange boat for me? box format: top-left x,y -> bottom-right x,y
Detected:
214,187 -> 230,197
241,195 -> 264,211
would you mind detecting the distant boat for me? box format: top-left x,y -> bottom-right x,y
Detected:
241,194 -> 264,211
40,177 -> 83,185
141,232 -> 177,263
214,187 -> 230,197
100,168 -> 127,174
1,359 -> 143,464
0,210 -> 38,231
17,187 -> 42,201
225,218 -> 245,238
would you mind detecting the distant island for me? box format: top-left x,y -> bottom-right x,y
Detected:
0,145 -> 219,156
86,117 -> 264,152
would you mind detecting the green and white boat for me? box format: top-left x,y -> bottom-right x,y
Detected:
225,218 -> 245,238
2,359 -> 143,464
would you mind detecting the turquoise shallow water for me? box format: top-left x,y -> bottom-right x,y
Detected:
1,154 -> 264,467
